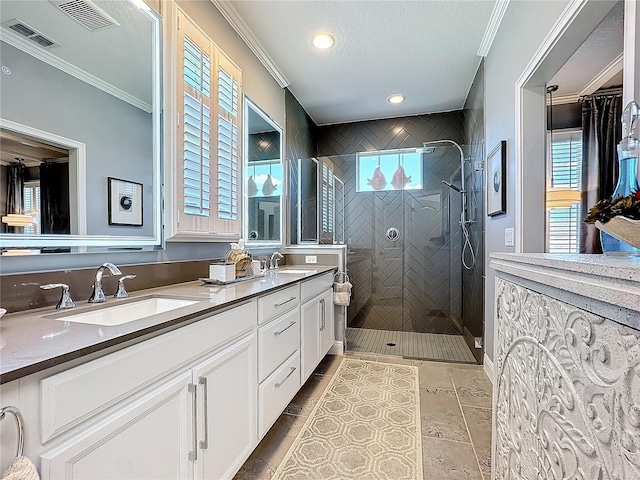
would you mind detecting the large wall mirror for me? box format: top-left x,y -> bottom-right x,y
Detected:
0,0 -> 162,253
243,97 -> 283,245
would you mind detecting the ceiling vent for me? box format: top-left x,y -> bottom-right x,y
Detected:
2,19 -> 60,49
50,0 -> 119,31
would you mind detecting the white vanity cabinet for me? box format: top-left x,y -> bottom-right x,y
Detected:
37,301 -> 258,480
192,334 -> 256,480
40,372 -> 194,479
256,285 -> 302,438
300,273 -> 334,384
301,288 -> 334,383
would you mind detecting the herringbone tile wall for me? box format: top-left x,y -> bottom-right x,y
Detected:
462,61 -> 486,362
285,90 -> 317,245
318,113 -> 465,335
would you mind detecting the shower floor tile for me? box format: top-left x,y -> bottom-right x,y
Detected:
346,327 -> 477,363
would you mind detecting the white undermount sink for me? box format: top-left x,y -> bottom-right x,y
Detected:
49,295 -> 200,326
273,269 -> 318,274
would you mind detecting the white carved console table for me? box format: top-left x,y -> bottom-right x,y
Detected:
489,253 -> 640,480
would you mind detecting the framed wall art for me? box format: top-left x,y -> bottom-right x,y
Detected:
108,177 -> 143,226
487,140 -> 507,216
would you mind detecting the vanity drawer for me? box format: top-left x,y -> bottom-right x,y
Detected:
259,352 -> 300,438
301,272 -> 334,303
258,284 -> 299,324
258,308 -> 300,382
40,301 -> 256,443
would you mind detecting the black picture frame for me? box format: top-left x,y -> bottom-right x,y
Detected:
108,177 -> 143,226
487,140 -> 507,216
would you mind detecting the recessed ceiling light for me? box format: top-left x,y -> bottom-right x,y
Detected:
387,94 -> 405,104
312,33 -> 334,49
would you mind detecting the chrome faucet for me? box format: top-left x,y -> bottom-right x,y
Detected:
88,263 -> 122,303
40,283 -> 76,309
269,252 -> 284,269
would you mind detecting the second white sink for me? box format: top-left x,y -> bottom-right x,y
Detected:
50,296 -> 200,326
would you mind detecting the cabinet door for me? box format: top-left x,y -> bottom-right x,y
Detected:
193,333 -> 257,480
300,296 -> 321,383
40,372 -> 193,480
319,289 -> 334,357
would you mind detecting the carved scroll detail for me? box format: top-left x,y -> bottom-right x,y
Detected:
494,278 -> 640,480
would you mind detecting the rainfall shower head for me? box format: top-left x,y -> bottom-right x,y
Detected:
442,180 -> 462,193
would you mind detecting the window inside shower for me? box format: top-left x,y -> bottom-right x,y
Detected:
356,149 -> 423,192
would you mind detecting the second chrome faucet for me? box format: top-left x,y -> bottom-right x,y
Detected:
88,263 -> 122,303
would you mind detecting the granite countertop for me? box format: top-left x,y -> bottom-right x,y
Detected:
0,266 -> 336,384
489,253 -> 640,329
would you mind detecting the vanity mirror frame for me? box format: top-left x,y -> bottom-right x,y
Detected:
0,1 -> 163,251
243,96 -> 284,246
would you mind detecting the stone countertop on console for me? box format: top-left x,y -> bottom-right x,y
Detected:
0,266 -> 335,384
489,253 -> 640,329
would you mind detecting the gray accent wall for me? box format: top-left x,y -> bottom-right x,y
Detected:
285,89 -> 318,245
463,60 -> 486,363
0,41 -> 154,237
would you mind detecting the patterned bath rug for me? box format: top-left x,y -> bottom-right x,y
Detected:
273,359 -> 423,480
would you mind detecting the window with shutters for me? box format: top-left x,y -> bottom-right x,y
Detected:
180,23 -> 212,221
545,129 -> 582,253
23,181 -> 40,235
320,161 -> 334,244
175,9 -> 242,236
217,65 -> 239,221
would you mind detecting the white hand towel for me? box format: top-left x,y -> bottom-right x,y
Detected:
2,457 -> 39,480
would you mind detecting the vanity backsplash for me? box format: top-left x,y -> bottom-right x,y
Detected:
0,259 -> 219,314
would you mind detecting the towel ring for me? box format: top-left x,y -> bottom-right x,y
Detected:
0,405 -> 25,458
334,271 -> 349,283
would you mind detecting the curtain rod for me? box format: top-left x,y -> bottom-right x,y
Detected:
579,87 -> 623,101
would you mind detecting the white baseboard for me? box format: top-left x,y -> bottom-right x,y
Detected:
483,353 -> 494,384
329,341 -> 344,356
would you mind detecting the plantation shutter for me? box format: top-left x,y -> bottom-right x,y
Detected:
177,11 -> 214,233
320,160 -> 334,244
546,130 -> 582,253
176,9 -> 242,237
213,51 -> 242,234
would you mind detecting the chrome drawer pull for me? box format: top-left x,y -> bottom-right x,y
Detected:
274,321 -> 296,336
188,383 -> 197,461
274,296 -> 296,308
199,377 -> 209,450
275,367 -> 297,388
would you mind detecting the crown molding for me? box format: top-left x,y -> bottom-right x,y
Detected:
548,93 -> 579,105
578,52 -> 623,96
211,0 -> 290,89
0,29 -> 152,113
477,0 -> 510,57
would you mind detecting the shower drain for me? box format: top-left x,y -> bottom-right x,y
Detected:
386,342 -> 396,347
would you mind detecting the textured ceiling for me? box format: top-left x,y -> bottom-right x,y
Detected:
550,1 -> 624,97
227,1 -> 496,125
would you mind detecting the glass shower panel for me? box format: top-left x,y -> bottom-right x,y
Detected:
333,145 -> 463,338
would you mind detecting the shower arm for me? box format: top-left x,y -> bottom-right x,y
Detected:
423,140 -> 470,225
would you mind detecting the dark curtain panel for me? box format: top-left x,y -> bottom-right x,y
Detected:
5,163 -> 25,233
40,162 -> 70,234
580,95 -> 622,254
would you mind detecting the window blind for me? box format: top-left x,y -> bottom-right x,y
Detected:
216,66 -> 239,221
550,132 -> 582,189
547,130 -> 582,253
23,182 -> 40,235
217,115 -> 238,220
182,34 -> 211,217
548,203 -> 580,253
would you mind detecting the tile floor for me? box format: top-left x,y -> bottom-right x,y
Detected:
235,353 -> 493,480
346,327 -> 477,363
